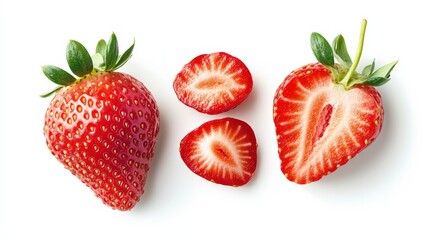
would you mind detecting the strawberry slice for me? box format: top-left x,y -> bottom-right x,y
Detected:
173,52 -> 253,114
179,117 -> 257,186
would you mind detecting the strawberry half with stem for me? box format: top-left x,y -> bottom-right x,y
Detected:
42,33 -> 160,210
173,52 -> 253,114
179,117 -> 257,186
273,19 -> 397,184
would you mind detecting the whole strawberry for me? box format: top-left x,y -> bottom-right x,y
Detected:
42,33 -> 160,210
273,20 -> 397,184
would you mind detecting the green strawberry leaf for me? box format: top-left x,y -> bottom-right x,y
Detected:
105,33 -> 119,71
42,33 -> 137,98
332,34 -> 352,67
40,86 -> 63,98
96,39 -> 107,56
94,39 -> 107,70
369,60 -> 398,79
363,76 -> 389,86
362,59 -> 375,76
311,32 -> 334,67
66,40 -> 93,77
92,53 -> 105,71
112,39 -> 135,71
42,65 -> 76,85
362,60 -> 398,86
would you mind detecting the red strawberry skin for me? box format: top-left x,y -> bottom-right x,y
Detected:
44,72 -> 160,210
273,63 -> 383,184
179,117 -> 257,186
173,52 -> 253,114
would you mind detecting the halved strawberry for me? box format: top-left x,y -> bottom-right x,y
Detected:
179,117 -> 257,186
273,20 -> 397,184
274,63 -> 384,183
173,52 -> 253,114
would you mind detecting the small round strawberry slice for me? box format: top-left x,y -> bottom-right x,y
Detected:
173,52 -> 253,114
179,117 -> 257,186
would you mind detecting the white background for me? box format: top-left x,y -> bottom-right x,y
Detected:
1,0 -> 427,239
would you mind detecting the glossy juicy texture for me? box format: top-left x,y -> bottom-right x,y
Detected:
180,117 -> 257,186
44,72 -> 160,210
273,63 -> 383,184
173,52 -> 253,114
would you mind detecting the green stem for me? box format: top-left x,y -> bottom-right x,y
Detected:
339,19 -> 367,89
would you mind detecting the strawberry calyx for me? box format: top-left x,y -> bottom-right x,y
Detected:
41,33 -> 135,97
311,19 -> 398,90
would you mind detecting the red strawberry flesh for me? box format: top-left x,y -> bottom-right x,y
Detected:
274,63 -> 383,184
313,104 -> 333,147
173,52 -> 253,114
179,117 -> 257,186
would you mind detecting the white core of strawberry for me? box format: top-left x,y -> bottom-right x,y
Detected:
282,84 -> 374,178
189,72 -> 244,97
188,54 -> 246,100
192,124 -> 252,180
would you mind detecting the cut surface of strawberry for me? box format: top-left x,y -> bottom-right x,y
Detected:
173,52 -> 253,114
273,20 -> 397,184
179,117 -> 257,186
274,63 -> 383,184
